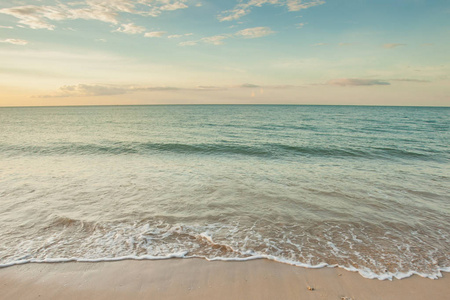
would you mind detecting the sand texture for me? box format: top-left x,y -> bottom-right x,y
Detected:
0,259 -> 448,300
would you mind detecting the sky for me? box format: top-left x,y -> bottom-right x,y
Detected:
0,0 -> 449,106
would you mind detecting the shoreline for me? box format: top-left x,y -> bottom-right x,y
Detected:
1,255 -> 448,281
1,258 -> 449,300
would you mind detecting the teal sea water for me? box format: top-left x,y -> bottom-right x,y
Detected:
0,105 -> 449,280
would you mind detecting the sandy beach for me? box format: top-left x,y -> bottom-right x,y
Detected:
1,259 -> 448,300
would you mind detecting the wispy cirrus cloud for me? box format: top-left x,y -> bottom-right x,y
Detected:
236,83 -> 301,89
0,1 -> 189,30
180,26 -> 274,46
168,33 -> 193,38
201,35 -> 230,45
218,0 -> 325,22
114,23 -> 146,34
235,27 -> 275,39
37,84 -> 180,98
0,38 -> 28,45
39,83 -> 218,98
286,0 -> 325,11
0,5 -> 58,30
144,31 -> 167,38
39,84 -> 128,97
37,82 -> 301,98
383,43 -> 406,49
327,78 -> 390,86
179,40 -> 198,46
240,83 -> 260,88
157,1 -> 188,12
325,78 -> 431,86
390,78 -> 430,83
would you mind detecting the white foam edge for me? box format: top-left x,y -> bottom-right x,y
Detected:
1,254 -> 449,281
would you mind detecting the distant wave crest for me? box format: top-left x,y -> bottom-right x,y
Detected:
0,141 -> 443,161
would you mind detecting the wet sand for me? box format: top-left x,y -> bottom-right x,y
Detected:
0,258 -> 448,300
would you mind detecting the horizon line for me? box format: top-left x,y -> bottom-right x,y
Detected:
1,104 -> 449,109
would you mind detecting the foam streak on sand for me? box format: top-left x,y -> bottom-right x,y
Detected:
1,254 -> 449,281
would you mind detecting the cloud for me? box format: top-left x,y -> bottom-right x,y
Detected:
168,33 -> 193,38
0,25 -> 14,29
158,2 -> 188,12
218,8 -> 249,22
296,22 -> 305,29
390,78 -> 430,83
142,85 -> 229,91
201,35 -> 229,45
0,1 -> 189,30
235,27 -> 274,39
240,83 -> 260,88
327,78 -> 390,86
37,84 -> 127,98
266,84 -> 298,89
311,43 -> 327,46
39,83 -> 206,97
59,84 -> 126,96
179,40 -> 198,46
144,31 -> 167,38
338,42 -> 352,46
38,83 -> 302,98
325,78 -> 430,87
115,23 -> 146,34
218,0 -> 325,21
182,26 -> 274,46
383,43 -> 406,49
0,38 -> 28,45
196,86 -> 227,91
38,84 -> 180,98
237,83 -> 301,91
286,0 -> 325,11
135,86 -> 180,91
0,5 -> 57,30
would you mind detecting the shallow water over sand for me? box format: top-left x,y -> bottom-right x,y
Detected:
1,105 -> 449,279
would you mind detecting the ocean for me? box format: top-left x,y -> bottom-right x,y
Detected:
0,105 -> 449,280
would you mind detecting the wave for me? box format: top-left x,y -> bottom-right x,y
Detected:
1,219 -> 449,281
0,142 -> 444,161
45,216 -> 102,233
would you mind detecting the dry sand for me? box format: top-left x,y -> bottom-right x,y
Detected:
0,258 -> 448,300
